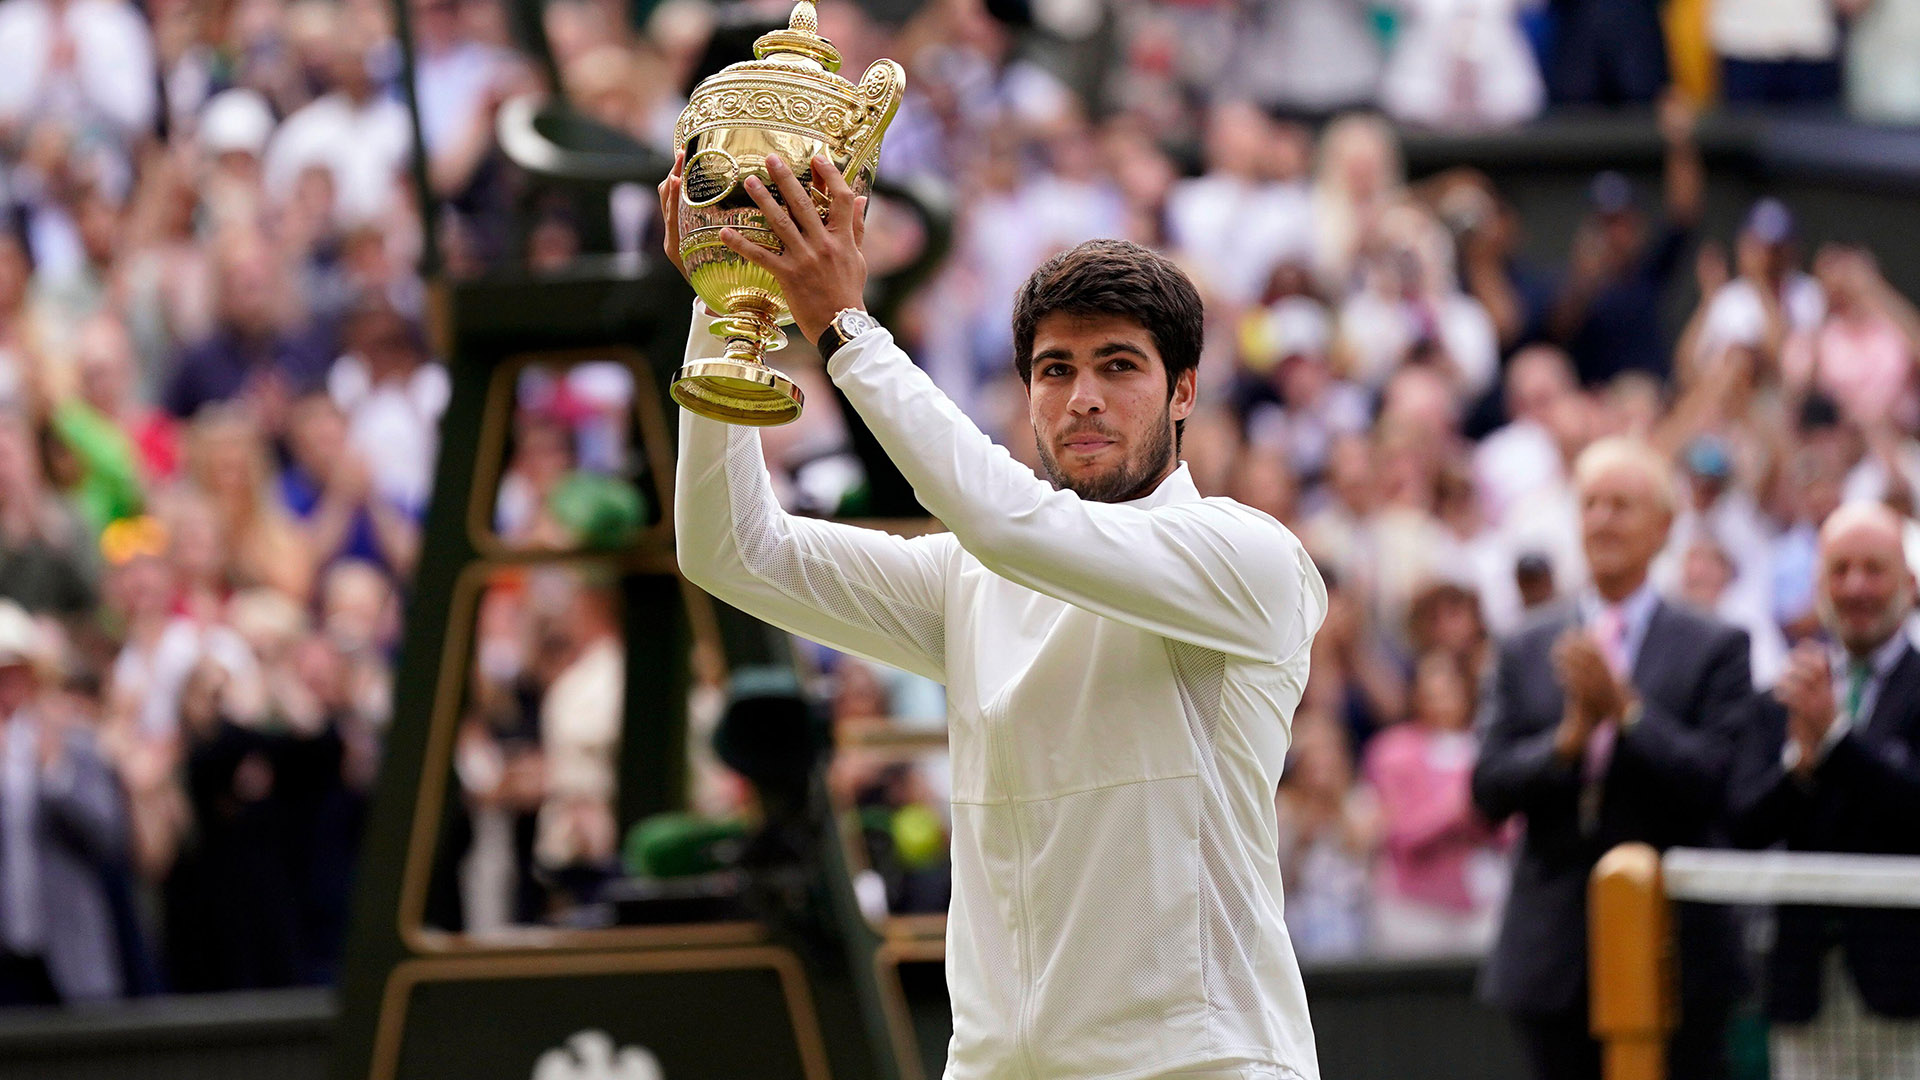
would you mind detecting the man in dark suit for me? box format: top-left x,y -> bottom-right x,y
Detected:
1727,502 -> 1920,1078
1472,437 -> 1751,1080
0,602 -> 129,1005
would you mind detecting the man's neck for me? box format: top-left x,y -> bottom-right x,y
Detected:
1841,628 -> 1905,665
1593,570 -> 1649,606
1108,460 -> 1179,505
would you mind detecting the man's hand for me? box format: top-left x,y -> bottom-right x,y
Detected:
658,149 -> 689,281
1554,630 -> 1632,725
721,153 -> 869,344
1775,643 -> 1837,776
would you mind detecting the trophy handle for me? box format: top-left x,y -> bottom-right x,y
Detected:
843,60 -> 907,184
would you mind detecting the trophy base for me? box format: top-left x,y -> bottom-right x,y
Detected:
671,359 -> 805,427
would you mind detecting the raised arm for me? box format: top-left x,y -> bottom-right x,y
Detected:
827,327 -> 1323,663
675,306 -> 951,684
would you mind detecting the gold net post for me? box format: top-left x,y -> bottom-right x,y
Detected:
1590,842 -> 1675,1080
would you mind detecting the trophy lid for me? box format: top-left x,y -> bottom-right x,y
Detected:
752,0 -> 843,73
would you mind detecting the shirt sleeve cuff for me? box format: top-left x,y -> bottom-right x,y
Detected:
824,324 -> 891,382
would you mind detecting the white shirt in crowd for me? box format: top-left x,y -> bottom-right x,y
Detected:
0,0 -> 156,143
1710,0 -> 1840,61
1339,288 -> 1500,398
1166,176 -> 1314,309
1228,0 -> 1383,113
1849,0 -> 1920,122
415,40 -> 513,156
1697,273 -> 1827,360
263,92 -> 413,227
329,355 -> 450,511
676,303 -> 1329,1080
1377,0 -> 1544,130
1473,417 -> 1563,531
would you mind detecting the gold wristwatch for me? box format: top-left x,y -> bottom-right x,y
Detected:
816,308 -> 881,364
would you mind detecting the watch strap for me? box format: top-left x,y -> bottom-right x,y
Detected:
816,308 -> 875,364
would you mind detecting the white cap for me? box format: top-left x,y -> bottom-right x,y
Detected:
199,88 -> 276,159
0,601 -> 38,669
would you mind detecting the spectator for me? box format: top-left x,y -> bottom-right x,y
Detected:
0,600 -> 128,1005
50,313 -> 147,533
1421,169 -> 1558,357
183,406 -> 314,601
0,411 -> 96,618
328,299 -> 448,514
1338,201 -> 1500,400
280,394 -> 420,578
1798,244 -> 1920,430
1678,533 -> 1792,687
1226,0 -> 1382,114
1691,198 -> 1825,377
494,413 -> 578,548
531,574 -> 624,890
1549,96 -> 1705,386
67,309 -> 177,484
261,4 -> 412,229
163,655 -> 301,991
1727,501 -> 1920,1080
1475,345 -> 1578,529
1276,719 -> 1379,961
1655,435 -> 1778,640
1235,297 -> 1369,484
1310,113 -> 1405,293
1164,103 -> 1313,311
1378,0 -> 1545,130
1473,437 -> 1750,1080
1848,0 -> 1920,121
163,231 -> 333,424
0,0 -> 157,151
0,227 -> 48,410
1771,421 -> 1850,638
1364,652 -> 1504,957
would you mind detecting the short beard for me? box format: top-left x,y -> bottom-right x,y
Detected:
1034,408 -> 1176,503
1818,584 -> 1916,656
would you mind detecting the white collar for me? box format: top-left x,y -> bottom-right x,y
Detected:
1113,462 -> 1201,510
1584,580 -> 1659,624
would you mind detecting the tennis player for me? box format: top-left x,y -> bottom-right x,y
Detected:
665,151 -> 1328,1080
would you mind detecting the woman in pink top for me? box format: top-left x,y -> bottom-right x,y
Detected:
1799,245 -> 1920,429
1361,652 -> 1506,957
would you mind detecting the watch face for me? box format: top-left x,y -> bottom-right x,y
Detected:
837,311 -> 879,338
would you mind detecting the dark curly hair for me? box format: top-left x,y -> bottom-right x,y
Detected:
1011,239 -> 1205,425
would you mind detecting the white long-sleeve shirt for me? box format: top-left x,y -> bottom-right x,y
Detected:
675,304 -> 1329,1080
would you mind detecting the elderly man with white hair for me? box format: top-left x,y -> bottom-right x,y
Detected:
1472,436 -> 1752,1080
1728,500 -> 1920,1080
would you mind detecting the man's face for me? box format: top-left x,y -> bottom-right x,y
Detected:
1026,312 -> 1194,503
1579,463 -> 1671,585
0,662 -> 35,716
1819,518 -> 1915,654
1600,210 -> 1643,261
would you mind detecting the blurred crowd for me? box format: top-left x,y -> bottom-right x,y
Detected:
3,0 -> 1920,1011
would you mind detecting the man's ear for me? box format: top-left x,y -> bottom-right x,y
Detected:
1170,367 -> 1198,423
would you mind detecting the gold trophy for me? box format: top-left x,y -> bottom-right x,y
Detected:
669,0 -> 906,426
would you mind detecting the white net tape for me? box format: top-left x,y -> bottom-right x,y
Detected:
1663,848 -> 1920,909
